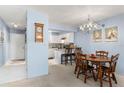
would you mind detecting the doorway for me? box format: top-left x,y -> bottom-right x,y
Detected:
48,30 -> 74,65
9,33 -> 25,61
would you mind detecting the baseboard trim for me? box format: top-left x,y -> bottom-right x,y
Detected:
11,59 -> 25,61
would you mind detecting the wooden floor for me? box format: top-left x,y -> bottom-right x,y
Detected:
0,59 -> 124,87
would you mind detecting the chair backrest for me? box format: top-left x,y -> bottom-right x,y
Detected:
96,50 -> 108,57
74,48 -> 82,63
65,48 -> 72,54
110,54 -> 119,72
77,53 -> 86,63
69,43 -> 75,48
80,54 -> 88,69
75,52 -> 81,64
74,48 -> 82,54
75,48 -> 82,58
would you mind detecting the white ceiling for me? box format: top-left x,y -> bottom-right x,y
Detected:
0,5 -> 124,30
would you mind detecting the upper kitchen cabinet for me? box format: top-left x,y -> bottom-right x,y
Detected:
49,31 -> 74,43
49,31 -> 59,43
59,32 -> 74,43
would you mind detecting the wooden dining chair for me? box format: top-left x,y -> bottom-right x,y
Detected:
94,50 -> 109,71
96,50 -> 108,57
102,54 -> 119,87
76,53 -> 86,78
93,51 -> 109,82
75,54 -> 96,83
74,48 -> 82,74
83,55 -> 96,83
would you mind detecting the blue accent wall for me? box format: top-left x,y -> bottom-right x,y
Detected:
74,14 -> 124,75
0,18 -> 10,66
26,10 -> 48,78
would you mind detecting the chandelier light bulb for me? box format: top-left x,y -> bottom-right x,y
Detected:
87,24 -> 89,28
94,24 -> 97,28
80,26 -> 82,30
79,15 -> 101,32
89,27 -> 91,30
82,27 -> 84,31
89,22 -> 92,27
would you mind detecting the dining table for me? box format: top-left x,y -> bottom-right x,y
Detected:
81,54 -> 111,87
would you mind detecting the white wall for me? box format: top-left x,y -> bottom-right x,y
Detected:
9,33 -> 25,60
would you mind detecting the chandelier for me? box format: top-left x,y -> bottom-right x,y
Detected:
79,15 -> 99,32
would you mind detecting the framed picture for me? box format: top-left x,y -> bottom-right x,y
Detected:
93,29 -> 102,42
105,26 -> 118,42
35,23 -> 44,43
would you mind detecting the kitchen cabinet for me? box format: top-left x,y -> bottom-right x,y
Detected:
55,49 -> 64,64
49,32 -> 74,43
59,33 -> 74,43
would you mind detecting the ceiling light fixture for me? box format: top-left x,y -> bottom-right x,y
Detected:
79,15 -> 103,32
14,24 -> 18,28
11,23 -> 18,28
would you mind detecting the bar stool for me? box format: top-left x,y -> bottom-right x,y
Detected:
61,48 -> 74,65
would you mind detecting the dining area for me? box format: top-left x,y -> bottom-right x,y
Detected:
61,46 -> 120,87
76,50 -> 119,87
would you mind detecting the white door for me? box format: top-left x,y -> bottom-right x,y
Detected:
10,33 -> 25,60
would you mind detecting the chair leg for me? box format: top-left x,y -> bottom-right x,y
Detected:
112,73 -> 117,84
102,71 -> 104,78
61,55 -> 63,64
108,72 -> 112,87
84,70 -> 87,83
65,56 -> 68,65
95,73 -> 98,81
74,64 -> 78,74
77,67 -> 80,78
71,61 -> 72,65
65,61 -> 67,65
70,56 -> 72,65
99,68 -> 103,87
92,70 -> 96,81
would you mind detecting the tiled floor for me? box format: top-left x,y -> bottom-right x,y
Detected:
0,59 -> 124,87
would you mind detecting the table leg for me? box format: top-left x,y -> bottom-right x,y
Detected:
98,63 -> 103,87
